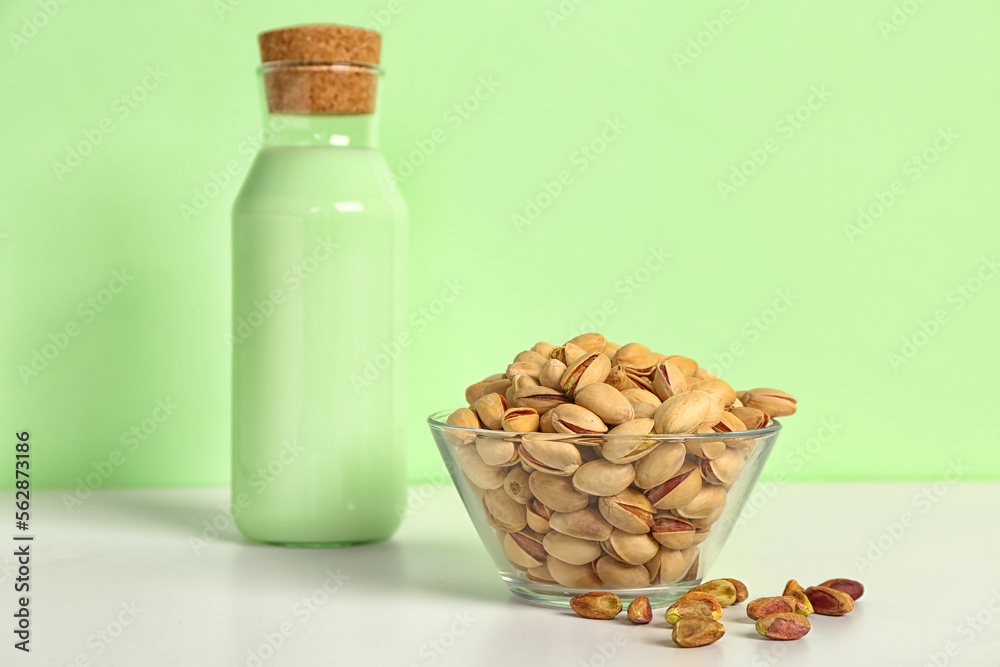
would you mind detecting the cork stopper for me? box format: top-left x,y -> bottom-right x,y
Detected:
257,24 -> 382,116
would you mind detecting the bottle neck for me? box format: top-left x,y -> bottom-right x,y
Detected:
261,114 -> 379,149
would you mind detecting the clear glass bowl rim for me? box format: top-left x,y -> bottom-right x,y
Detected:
427,409 -> 781,440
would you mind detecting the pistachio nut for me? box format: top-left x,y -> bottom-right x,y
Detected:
632,441 -> 686,489
665,355 -> 698,377
519,436 -> 583,476
572,460 -> 636,497
671,617 -> 725,648
710,411 -> 747,433
653,391 -> 712,434
729,406 -> 768,430
819,578 -> 865,601
570,591 -> 622,620
501,407 -> 540,433
756,612 -> 811,640
598,488 -> 655,534
783,579 -> 803,595
567,332 -> 608,354
804,586 -> 855,616
444,408 -> 481,446
652,360 -> 688,401
513,349 -> 548,365
511,385 -> 571,414
465,380 -> 490,405
546,555 -> 602,589
676,591 -> 723,619
693,579 -> 738,607
579,443 -> 603,461
601,419 -> 658,464
483,487 -> 527,532
651,515 -> 696,549
646,460 -> 702,509
698,390 -> 726,428
539,410 -> 556,433
786,589 -> 814,615
503,466 -> 532,504
475,435 -> 519,467
674,484 -> 727,519
627,596 -> 652,624
621,387 -> 661,408
531,341 -> 555,358
700,447 -> 745,485
741,388 -> 798,418
549,508 -> 614,541
503,529 -> 546,569
574,383 -> 634,425
747,596 -> 799,620
538,358 -> 568,390
603,340 -> 622,359
456,445 -> 506,490
559,351 -> 612,396
473,392 -> 508,430
684,437 -> 728,460
482,378 -> 513,401
462,472 -> 485,499
690,527 -> 710,545
526,499 -> 553,533
594,555 -> 651,588
542,530 -> 602,565
526,563 -> 557,584
527,471 -> 589,512
646,546 -> 696,585
725,578 -> 749,603
689,502 -> 724,528
602,529 -> 659,565
506,361 -> 542,382
548,342 -> 585,366
549,404 -> 608,435
612,342 -> 657,375
664,599 -> 715,625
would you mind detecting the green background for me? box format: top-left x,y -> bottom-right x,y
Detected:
1,0 -> 997,490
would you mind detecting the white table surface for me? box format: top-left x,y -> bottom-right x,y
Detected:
4,483 -> 999,666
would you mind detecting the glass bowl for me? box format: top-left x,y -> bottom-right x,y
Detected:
427,410 -> 780,608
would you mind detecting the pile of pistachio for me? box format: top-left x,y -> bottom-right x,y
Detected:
443,333 -> 798,589
570,576 -> 863,647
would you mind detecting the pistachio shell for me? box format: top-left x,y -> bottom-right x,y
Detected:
456,446 -> 506,489
560,351 -> 612,396
602,529 -> 659,565
519,436 -> 583,476
621,387 -> 662,407
631,403 -> 658,419
647,460 -> 703,510
503,530 -> 546,569
546,555 -> 603,588
510,373 -> 539,394
538,359 -> 568,390
598,488 -> 656,534
531,341 -> 555,358
474,392 -> 509,430
741,388 -> 797,418
475,435 -> 519,467
689,378 -> 737,407
483,487 -> 527,531
729,406 -> 768,430
526,563 -> 558,584
513,349 -> 548,365
674,484 -> 727,519
684,437 -> 728,460
652,361 -> 688,401
651,515 -> 697,549
572,460 -> 636,496
526,499 -> 553,533
665,355 -> 698,376
542,531 -> 602,565
574,383 -> 634,425
503,466 -> 532,504
528,471 -> 589,512
511,385 -> 571,414
700,448 -> 745,485
601,419 -> 658,464
501,407 -> 540,433
594,555 -> 651,588
444,408 -> 480,446
632,441 -> 686,489
549,508 -> 614,541
646,546 -> 697,585
612,343 -> 657,375
566,332 -> 608,353
549,404 -> 608,435
653,391 -> 712,434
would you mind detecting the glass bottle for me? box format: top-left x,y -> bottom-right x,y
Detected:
231,24 -> 407,546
